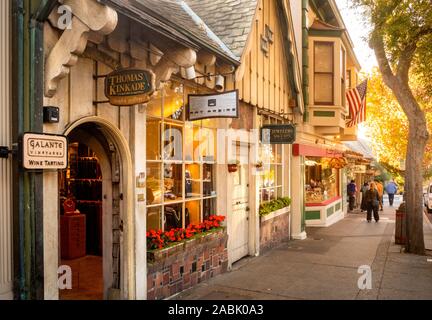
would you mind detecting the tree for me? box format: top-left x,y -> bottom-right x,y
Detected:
362,69 -> 432,175
353,0 -> 432,254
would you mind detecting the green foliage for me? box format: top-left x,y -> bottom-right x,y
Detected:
259,197 -> 291,217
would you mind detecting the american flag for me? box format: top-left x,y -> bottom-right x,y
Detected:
346,80 -> 368,127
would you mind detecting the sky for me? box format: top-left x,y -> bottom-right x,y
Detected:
335,0 -> 378,73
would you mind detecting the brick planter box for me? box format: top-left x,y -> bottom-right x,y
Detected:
147,228 -> 228,300
260,207 -> 290,253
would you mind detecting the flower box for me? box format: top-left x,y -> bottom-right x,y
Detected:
147,228 -> 229,300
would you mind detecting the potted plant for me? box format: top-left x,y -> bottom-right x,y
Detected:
227,160 -> 240,173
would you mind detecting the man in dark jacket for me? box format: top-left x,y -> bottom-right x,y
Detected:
347,180 -> 357,212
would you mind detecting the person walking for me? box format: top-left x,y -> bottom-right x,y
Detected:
375,179 -> 384,211
385,179 -> 398,206
347,180 -> 357,212
360,182 -> 369,212
365,182 -> 380,222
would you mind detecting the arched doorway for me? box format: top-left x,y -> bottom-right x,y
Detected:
57,119 -> 134,299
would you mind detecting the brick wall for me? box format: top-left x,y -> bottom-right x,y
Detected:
260,212 -> 290,253
147,229 -> 228,300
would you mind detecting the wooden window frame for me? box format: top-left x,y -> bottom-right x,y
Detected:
341,46 -> 346,108
314,41 -> 334,105
346,69 -> 352,89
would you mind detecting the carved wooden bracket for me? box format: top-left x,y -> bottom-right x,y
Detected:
44,0 -> 118,97
153,47 -> 197,86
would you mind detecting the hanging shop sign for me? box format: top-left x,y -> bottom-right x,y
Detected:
22,133 -> 68,170
104,68 -> 155,106
260,124 -> 296,144
353,165 -> 367,173
187,90 -> 239,121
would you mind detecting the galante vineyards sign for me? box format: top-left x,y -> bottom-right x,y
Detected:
261,124 -> 296,144
23,133 -> 68,170
105,68 -> 155,106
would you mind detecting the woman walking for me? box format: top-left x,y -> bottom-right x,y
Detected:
365,182 -> 380,222
360,182 -> 369,212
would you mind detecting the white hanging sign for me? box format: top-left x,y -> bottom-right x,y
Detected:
187,90 -> 239,121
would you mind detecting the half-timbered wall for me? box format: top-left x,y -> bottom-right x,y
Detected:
234,0 -> 292,114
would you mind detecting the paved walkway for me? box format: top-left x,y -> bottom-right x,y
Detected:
174,196 -> 432,300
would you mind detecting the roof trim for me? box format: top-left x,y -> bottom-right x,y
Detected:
279,0 -> 304,114
100,0 -> 240,66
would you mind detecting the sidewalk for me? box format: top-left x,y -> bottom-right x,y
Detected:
174,197 -> 432,300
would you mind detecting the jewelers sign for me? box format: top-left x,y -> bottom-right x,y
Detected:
105,68 -> 155,106
261,124 -> 296,144
187,90 -> 239,121
23,133 -> 68,170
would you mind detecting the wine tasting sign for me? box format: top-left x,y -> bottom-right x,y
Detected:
105,69 -> 155,106
23,133 -> 68,170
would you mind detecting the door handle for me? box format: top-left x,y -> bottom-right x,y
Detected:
246,207 -> 250,212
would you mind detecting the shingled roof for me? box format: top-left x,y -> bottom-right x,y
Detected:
102,0 -> 239,63
185,0 -> 258,58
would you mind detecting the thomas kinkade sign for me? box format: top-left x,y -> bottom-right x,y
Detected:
105,69 -> 155,106
261,124 -> 296,144
22,133 -> 68,170
187,90 -> 239,121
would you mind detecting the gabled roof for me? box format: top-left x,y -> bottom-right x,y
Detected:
185,0 -> 258,58
310,19 -> 344,31
102,0 -> 240,64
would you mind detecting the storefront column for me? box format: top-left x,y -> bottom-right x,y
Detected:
131,105 -> 147,299
291,155 -> 307,239
42,171 -> 59,300
0,0 -> 13,299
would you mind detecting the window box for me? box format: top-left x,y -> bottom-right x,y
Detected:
260,206 -> 290,222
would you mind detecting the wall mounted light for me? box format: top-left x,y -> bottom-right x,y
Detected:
215,75 -> 224,91
185,66 -> 196,80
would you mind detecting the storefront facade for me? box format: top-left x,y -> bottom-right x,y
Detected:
293,144 -> 344,228
190,0 -> 304,257
40,0 -> 239,300
289,0 -> 361,238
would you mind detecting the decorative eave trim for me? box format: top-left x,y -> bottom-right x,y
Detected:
44,0 -> 118,97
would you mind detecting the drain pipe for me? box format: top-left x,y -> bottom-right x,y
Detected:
12,0 -> 26,300
12,0 -> 54,300
302,0 -> 309,123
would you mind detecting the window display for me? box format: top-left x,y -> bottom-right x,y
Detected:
258,116 -> 285,204
305,156 -> 340,203
145,81 -> 218,231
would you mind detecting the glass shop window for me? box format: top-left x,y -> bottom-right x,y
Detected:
304,156 -> 340,204
146,81 -> 218,232
258,115 -> 285,204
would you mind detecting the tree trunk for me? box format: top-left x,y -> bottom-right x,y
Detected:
391,84 -> 428,255
405,122 -> 427,254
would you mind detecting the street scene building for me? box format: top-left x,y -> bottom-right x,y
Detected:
0,0 -> 431,302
